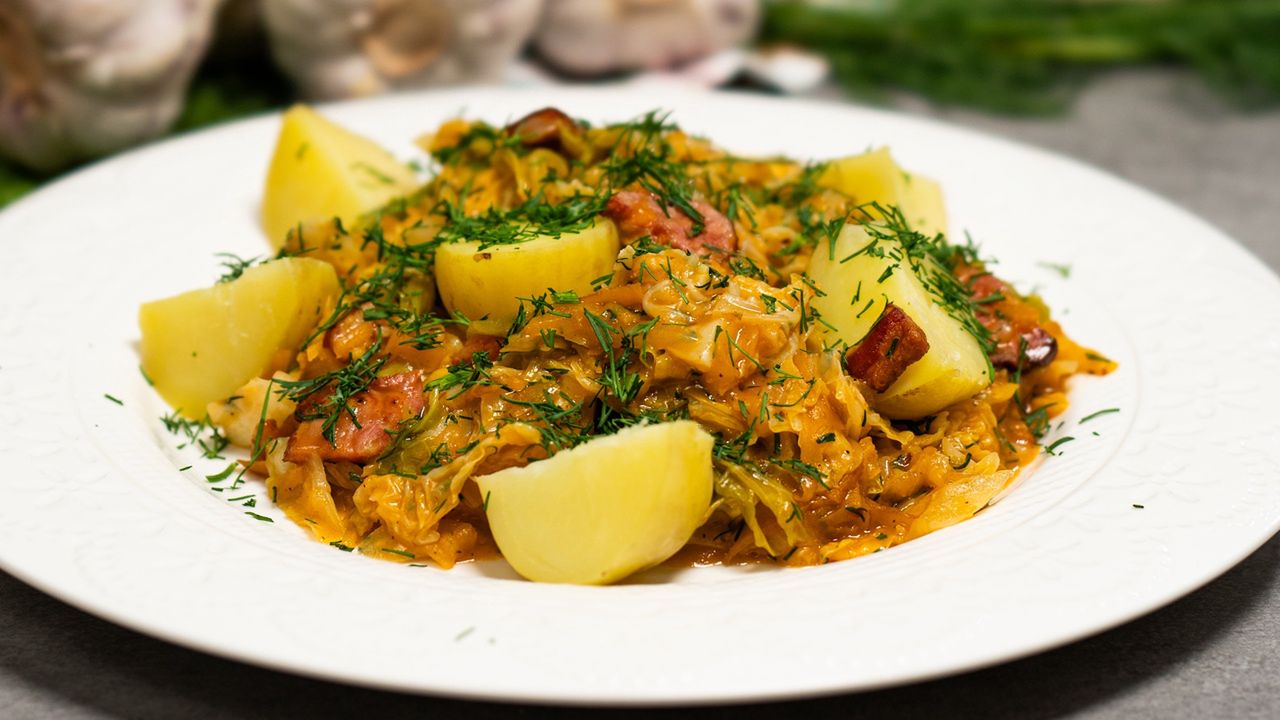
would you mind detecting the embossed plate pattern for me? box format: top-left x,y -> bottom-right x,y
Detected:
1,88 -> 1278,705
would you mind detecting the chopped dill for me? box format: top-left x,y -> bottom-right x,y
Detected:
1037,261 -> 1072,279
1080,407 -> 1120,423
1044,436 -> 1076,456
276,333 -> 389,443
215,252 -> 262,283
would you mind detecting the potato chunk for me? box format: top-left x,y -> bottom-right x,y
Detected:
434,218 -> 620,335
477,421 -> 714,585
820,147 -> 948,237
807,224 -> 990,418
261,105 -> 419,248
139,258 -> 339,417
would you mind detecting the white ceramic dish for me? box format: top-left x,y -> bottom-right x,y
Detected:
1,88 -> 1278,706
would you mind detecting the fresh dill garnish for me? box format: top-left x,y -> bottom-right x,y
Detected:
433,192 -> 607,250
763,1 -> 1280,114
1022,404 -> 1053,440
160,411 -> 230,459
504,393 -> 591,454
215,252 -> 262,283
584,310 -> 644,407
425,351 -> 498,398
600,110 -> 706,234
1080,407 -> 1120,423
431,123 -> 522,165
275,332 -> 389,443
103,393 -> 123,406
1044,436 -> 1076,456
1037,261 -> 1072,278
205,463 -> 237,483
770,457 -> 829,489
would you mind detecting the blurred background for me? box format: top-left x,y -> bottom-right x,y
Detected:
2,0 -> 1278,207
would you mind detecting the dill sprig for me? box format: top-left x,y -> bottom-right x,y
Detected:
763,0 -> 1280,114
504,393 -> 593,453
431,124 -> 524,166
275,332 -> 389,443
584,310 -> 646,407
160,411 -> 230,459
432,192 -> 607,250
424,351 -> 500,398
601,111 -> 706,234
215,252 -> 263,283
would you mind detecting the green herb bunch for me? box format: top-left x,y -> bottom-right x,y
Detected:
763,0 -> 1280,114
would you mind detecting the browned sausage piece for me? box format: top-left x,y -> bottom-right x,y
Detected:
845,304 -> 931,392
603,190 -> 737,256
989,326 -> 1059,371
961,269 -> 1059,371
285,371 -> 425,464
505,107 -> 580,150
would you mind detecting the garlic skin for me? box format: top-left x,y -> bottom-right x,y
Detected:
0,0 -> 221,173
533,0 -> 760,76
262,0 -> 545,100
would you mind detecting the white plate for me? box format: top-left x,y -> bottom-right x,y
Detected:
1,88 -> 1278,706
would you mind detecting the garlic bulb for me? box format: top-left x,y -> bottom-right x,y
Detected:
533,0 -> 760,76
0,0 -> 222,173
261,0 -> 545,100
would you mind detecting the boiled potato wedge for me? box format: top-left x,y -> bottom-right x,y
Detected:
900,173 -> 947,239
139,258 -> 339,417
262,105 -> 419,248
820,147 -> 948,237
807,223 -> 989,418
477,421 -> 714,585
435,218 -> 620,335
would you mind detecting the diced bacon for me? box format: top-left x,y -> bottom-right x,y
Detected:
285,371 -> 426,464
505,107 -> 580,150
603,190 -> 737,256
845,304 -> 930,392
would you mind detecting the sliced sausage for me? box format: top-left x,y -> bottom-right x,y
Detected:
505,107 -> 580,150
963,271 -> 1059,371
988,326 -> 1058,371
285,371 -> 425,464
603,190 -> 737,256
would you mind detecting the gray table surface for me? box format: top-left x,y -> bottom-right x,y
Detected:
2,70 -> 1278,719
